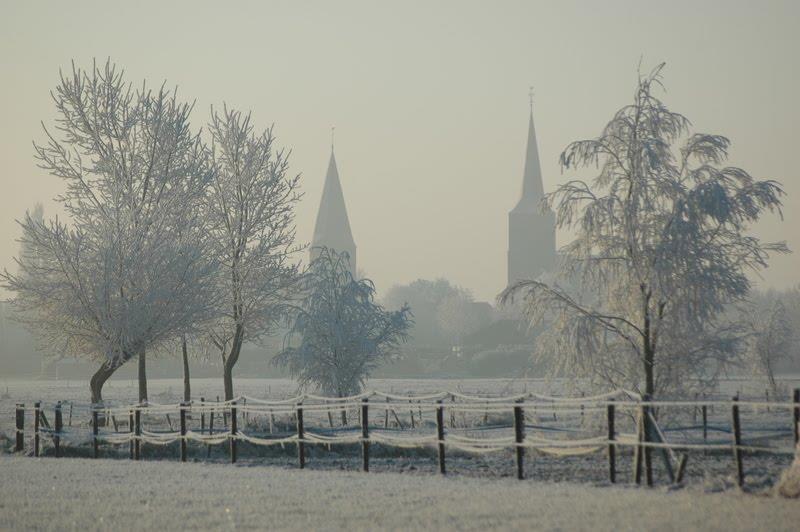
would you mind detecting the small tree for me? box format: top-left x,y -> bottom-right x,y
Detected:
501,64 -> 787,399
1,60 -> 217,403
204,106 -> 302,400
275,248 -> 412,414
746,298 -> 794,397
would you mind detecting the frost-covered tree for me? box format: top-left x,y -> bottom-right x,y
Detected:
1,61 -> 217,403
275,248 -> 412,408
204,106 -> 302,400
436,291 -> 487,347
17,204 -> 44,270
745,298 -> 794,397
501,64 -> 787,399
383,278 -> 474,346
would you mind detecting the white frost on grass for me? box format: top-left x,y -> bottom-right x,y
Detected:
1,455 -> 798,531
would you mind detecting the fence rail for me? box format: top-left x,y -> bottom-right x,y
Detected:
11,387 -> 800,488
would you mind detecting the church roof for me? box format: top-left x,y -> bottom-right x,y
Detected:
511,110 -> 545,214
312,150 -> 356,250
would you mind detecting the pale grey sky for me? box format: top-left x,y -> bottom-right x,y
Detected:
1,0 -> 798,301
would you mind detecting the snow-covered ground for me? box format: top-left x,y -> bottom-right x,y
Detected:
0,455 -> 797,531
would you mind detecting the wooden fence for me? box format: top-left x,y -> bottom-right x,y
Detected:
12,388 -> 800,488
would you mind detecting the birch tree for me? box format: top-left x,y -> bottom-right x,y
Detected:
204,106 -> 302,400
275,248 -> 412,408
1,60 -> 217,403
501,64 -> 787,399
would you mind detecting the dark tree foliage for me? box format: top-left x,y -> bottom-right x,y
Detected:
275,248 -> 412,397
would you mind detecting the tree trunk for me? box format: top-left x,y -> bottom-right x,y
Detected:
641,287 -> 655,399
138,349 -> 148,403
182,335 -> 191,402
643,343 -> 655,398
90,361 -> 120,404
223,324 -> 244,401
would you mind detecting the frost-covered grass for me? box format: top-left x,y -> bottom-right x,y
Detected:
0,455 -> 798,531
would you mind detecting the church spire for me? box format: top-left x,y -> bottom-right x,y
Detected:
513,97 -> 545,212
507,93 -> 556,286
311,144 -> 357,274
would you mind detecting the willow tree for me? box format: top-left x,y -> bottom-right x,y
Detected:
1,60 -> 217,403
501,64 -> 787,399
204,106 -> 302,400
275,249 -> 411,415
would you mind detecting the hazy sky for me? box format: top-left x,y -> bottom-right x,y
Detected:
1,0 -> 798,301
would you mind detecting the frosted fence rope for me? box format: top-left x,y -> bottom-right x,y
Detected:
236,432 -> 298,446
303,430 -> 363,444
184,431 -> 229,445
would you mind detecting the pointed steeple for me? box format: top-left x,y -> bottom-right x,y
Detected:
507,99 -> 556,287
311,147 -> 357,274
511,110 -> 545,213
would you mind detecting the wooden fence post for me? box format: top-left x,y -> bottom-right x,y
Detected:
34,401 -> 40,458
361,398 -> 369,472
207,402 -> 215,459
15,403 -> 24,453
409,401 -> 415,429
643,395 -> 653,487
134,407 -> 141,460
607,400 -> 616,484
327,401 -> 335,428
54,402 -> 63,457
702,404 -> 708,448
230,401 -> 237,464
384,397 -> 389,428
436,399 -> 446,475
731,396 -> 744,487
180,402 -> 188,463
793,388 -> 799,445
513,399 -> 525,480
92,408 -> 99,458
200,397 -> 206,434
129,410 -> 134,460
68,402 -> 73,427
296,403 -> 305,469
634,401 -> 643,485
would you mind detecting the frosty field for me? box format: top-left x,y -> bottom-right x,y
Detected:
1,455 -> 798,531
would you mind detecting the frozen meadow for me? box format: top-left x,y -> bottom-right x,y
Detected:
1,454 -> 799,531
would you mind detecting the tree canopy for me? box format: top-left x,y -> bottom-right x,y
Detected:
275,248 -> 412,397
502,64 -> 787,398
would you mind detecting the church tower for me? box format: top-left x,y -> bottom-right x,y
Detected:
311,146 -> 357,275
507,101 -> 556,286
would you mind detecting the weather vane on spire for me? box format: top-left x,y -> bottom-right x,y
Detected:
529,86 -> 534,111
331,126 -> 336,152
